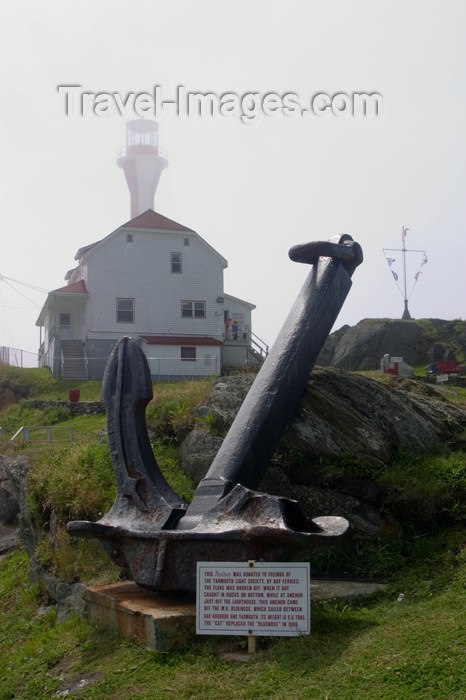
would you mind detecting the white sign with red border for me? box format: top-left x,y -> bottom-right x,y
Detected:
196,561 -> 310,636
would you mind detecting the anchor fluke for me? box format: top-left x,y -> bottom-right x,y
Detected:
68,235 -> 362,592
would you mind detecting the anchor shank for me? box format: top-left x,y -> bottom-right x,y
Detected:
67,234 -> 362,592
181,235 -> 363,523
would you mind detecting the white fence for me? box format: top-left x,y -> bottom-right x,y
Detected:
2,425 -> 74,443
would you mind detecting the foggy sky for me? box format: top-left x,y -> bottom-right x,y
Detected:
1,1 -> 465,357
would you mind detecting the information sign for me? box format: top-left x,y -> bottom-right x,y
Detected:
196,561 -> 310,636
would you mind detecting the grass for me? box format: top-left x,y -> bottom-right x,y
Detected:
0,362 -> 104,402
19,436 -> 196,585
359,368 -> 466,398
153,441 -> 196,503
2,373 -> 464,583
0,546 -> 464,699
0,368 -> 465,697
145,378 -> 216,437
379,451 -> 466,522
0,376 -> 207,586
314,446 -> 466,537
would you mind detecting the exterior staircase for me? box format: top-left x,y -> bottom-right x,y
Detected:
246,346 -> 266,365
61,340 -> 88,380
248,331 -> 269,364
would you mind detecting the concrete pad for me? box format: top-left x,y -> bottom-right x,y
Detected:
84,578 -> 386,652
84,582 -> 196,652
310,579 -> 386,603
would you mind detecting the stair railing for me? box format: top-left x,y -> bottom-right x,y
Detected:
249,330 -> 269,359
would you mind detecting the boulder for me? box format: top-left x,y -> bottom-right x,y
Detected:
1,455 -> 36,558
179,429 -> 224,485
0,380 -> 30,411
181,369 -> 465,479
286,368 -> 465,466
318,320 -> 427,370
0,458 -> 20,524
318,318 -> 466,371
179,369 -> 466,535
1,455 -> 86,619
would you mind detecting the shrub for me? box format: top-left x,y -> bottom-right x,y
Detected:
145,378 -> 215,438
27,442 -> 116,524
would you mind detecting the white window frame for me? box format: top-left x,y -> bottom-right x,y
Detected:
181,300 -> 206,319
171,252 -> 182,273
116,298 -> 135,323
181,346 -> 196,361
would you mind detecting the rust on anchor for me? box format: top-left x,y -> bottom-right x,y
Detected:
68,234 -> 363,593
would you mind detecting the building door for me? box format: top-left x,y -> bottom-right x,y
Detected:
59,312 -> 71,339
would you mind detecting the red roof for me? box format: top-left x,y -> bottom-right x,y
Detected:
75,210 -> 195,260
122,209 -> 194,232
140,335 -> 222,346
75,242 -> 97,260
51,280 -> 88,294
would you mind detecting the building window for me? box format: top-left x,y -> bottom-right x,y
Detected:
184,237 -> 190,246
181,347 -> 196,361
171,252 -> 182,273
181,300 -> 206,318
126,233 -> 133,243
117,298 -> 135,323
59,313 -> 71,329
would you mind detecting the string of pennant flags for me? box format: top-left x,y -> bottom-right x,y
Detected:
383,226 -> 428,301
385,252 -> 428,284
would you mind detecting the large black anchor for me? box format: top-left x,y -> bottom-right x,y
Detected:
68,234 -> 363,593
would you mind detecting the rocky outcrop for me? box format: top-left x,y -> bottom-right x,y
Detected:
318,318 -> 466,371
0,382 -> 29,411
2,455 -> 86,620
179,375 -> 254,483
287,369 -> 465,465
181,370 -> 465,477
0,457 -> 36,556
0,458 -> 19,524
179,431 -> 224,485
180,370 -> 466,536
0,524 -> 19,556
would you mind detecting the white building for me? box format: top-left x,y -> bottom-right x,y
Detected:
36,121 -> 265,380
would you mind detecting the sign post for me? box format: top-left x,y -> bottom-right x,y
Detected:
196,561 -> 310,644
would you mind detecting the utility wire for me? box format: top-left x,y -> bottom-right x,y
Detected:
1,278 -> 43,308
0,273 -> 48,293
0,273 -> 48,308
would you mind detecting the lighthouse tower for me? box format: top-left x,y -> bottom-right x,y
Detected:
117,119 -> 168,218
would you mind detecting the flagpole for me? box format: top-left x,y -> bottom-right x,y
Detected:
401,226 -> 411,319
383,227 -> 427,320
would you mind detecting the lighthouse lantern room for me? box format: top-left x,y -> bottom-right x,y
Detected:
116,119 -> 168,218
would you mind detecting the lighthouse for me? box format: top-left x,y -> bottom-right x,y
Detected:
117,119 -> 168,218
